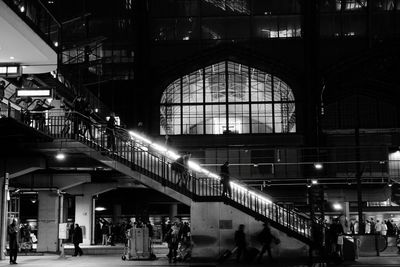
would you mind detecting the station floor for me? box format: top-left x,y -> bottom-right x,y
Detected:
0,255 -> 399,267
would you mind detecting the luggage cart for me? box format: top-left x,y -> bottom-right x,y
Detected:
121,227 -> 156,261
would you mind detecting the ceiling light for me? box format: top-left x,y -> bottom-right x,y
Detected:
95,207 -> 106,211
20,6 -> 25,12
314,162 -> 323,170
9,56 -> 15,60
333,203 -> 343,211
311,179 -> 318,185
55,152 -> 66,161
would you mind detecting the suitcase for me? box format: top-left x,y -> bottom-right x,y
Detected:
244,247 -> 260,262
218,247 -> 237,263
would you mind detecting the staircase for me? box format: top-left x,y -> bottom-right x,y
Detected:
3,111 -> 322,247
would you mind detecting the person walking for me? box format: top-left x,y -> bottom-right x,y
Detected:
106,112 -> 116,152
165,221 -> 181,263
8,218 -> 19,264
72,223 -> 83,256
220,161 -> 231,198
257,223 -> 274,263
101,222 -> 109,245
0,80 -> 5,116
234,224 -> 246,263
375,220 -> 382,235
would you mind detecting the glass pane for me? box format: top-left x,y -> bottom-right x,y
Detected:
320,14 -> 341,37
278,15 -> 302,38
342,13 -> 367,37
182,105 -> 204,134
253,16 -> 279,38
227,62 -> 249,102
152,19 -> 175,41
182,70 -> 203,103
161,78 -> 181,104
273,77 -> 294,102
228,104 -> 250,134
205,105 -> 226,134
176,18 -> 199,40
205,62 -> 226,102
274,103 -> 296,133
251,104 -> 273,133
160,106 -> 181,135
251,69 -> 272,102
201,0 -> 250,16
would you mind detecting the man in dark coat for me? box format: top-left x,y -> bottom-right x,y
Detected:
234,224 -> 246,263
8,218 -> 19,264
72,223 -> 83,256
257,223 -> 274,263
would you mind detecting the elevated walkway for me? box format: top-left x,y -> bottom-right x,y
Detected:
1,111 -> 323,260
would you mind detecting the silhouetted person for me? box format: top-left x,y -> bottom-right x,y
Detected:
0,80 -> 5,115
220,161 -> 231,197
106,112 -> 116,151
257,223 -> 274,263
234,224 -> 246,263
72,223 -> 83,256
8,218 -> 19,264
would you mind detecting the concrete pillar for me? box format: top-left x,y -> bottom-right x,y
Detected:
113,204 -> 121,223
190,202 -> 309,260
169,203 -> 178,220
75,194 -> 93,245
37,191 -> 60,252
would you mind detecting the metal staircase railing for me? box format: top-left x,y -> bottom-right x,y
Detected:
1,109 -> 320,245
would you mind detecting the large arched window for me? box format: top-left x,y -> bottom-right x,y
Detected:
160,61 -> 296,135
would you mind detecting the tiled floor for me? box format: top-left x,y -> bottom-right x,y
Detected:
0,254 -> 399,267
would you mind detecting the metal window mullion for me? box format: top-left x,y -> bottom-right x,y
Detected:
248,65 -> 252,134
225,61 -> 229,132
272,75 -> 275,133
203,67 -> 206,134
180,76 -> 183,135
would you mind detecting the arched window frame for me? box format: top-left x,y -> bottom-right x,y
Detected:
160,61 -> 296,135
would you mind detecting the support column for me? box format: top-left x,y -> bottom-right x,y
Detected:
75,194 -> 93,245
37,191 -> 60,252
169,203 -> 178,220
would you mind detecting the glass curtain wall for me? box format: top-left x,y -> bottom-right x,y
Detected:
160,61 -> 296,135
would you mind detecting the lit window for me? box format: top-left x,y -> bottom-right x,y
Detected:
160,61 -> 296,135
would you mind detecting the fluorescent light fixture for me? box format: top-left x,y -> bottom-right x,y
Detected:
129,131 -> 152,144
188,161 -> 202,172
95,207 -> 106,211
17,89 -> 51,97
55,152 -> 65,160
314,162 -> 323,170
333,203 -> 343,211
151,143 -> 167,153
166,150 -> 180,160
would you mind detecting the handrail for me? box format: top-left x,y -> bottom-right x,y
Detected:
0,110 -> 320,242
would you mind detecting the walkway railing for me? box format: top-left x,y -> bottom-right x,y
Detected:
1,109 -> 317,244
